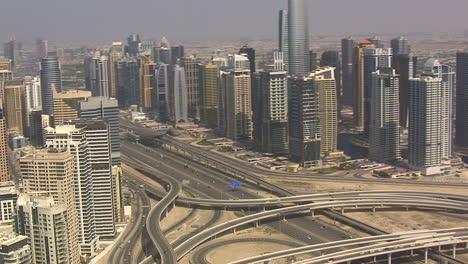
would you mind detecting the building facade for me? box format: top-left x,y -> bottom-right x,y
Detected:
288,0 -> 310,75
40,57 -> 62,116
456,51 -> 468,148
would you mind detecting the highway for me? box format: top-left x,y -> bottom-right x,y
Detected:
126,158 -> 181,264
158,135 -> 468,188
173,199 -> 468,260
107,183 -> 150,264
229,227 -> 468,264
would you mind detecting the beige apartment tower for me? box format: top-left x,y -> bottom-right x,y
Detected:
314,67 -> 338,155
4,80 -> 25,134
20,150 -> 80,264
0,106 -> 8,182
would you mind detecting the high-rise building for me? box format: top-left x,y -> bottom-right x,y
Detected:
0,234 -> 31,264
53,90 -> 91,126
315,67 -> 338,155
108,42 -> 124,98
40,57 -> 62,116
126,34 -> 141,56
20,150 -> 80,264
320,51 -> 341,112
0,182 -> 16,224
408,77 -> 444,175
279,10 -> 289,73
369,69 -> 400,163
157,37 -> 172,65
367,36 -> 384,48
116,57 -> 139,108
28,109 -> 45,147
154,64 -> 170,122
171,65 -> 188,122
0,61 -> 13,103
390,36 -> 410,55
341,37 -> 355,107
16,194 -> 71,264
423,58 -> 455,158
228,54 -> 250,70
171,45 -> 185,65
35,39 -> 48,61
3,38 -> 17,68
73,120 -> 115,237
86,55 -> 110,98
0,106 -> 8,182
272,51 -> 286,72
393,54 -> 417,128
140,57 -> 157,112
80,96 -> 120,166
288,75 -> 321,166
198,64 -> 219,128
352,40 -> 376,131
3,80 -> 25,134
180,56 -> 201,119
309,51 -> 318,72
288,0 -> 310,75
220,69 -> 252,140
239,45 -> 256,74
456,51 -> 468,148
254,71 -> 289,154
45,126 -> 97,256
24,76 -> 42,128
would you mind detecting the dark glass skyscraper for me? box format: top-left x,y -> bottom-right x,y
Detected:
239,45 -> 256,73
391,36 -> 411,55
456,51 -> 468,148
288,0 -> 310,75
341,37 -> 355,106
40,57 -> 62,116
126,33 -> 141,56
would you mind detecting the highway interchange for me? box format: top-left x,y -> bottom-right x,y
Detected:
113,118 -> 468,264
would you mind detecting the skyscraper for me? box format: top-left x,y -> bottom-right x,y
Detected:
24,76 -> 42,128
116,57 -> 140,108
393,54 -> 417,128
171,45 -> 185,65
73,120 -> 115,237
140,57 -> 157,112
320,51 -> 341,112
154,63 -> 169,122
456,51 -> 468,148
3,38 -> 17,68
86,55 -> 110,98
53,90 -> 91,126
288,75 -> 321,166
369,69 -> 401,163
171,65 -> 188,122
288,0 -> 310,75
341,37 -> 355,106
315,67 -> 338,155
126,34 -> 141,56
16,194 -> 72,264
390,36 -> 411,55
45,125 -> 98,256
80,96 -> 120,166
0,106 -> 8,182
108,42 -> 124,98
423,58 -> 455,158
220,69 -> 252,140
35,39 -> 48,61
3,80 -> 25,135
180,56 -> 201,119
20,150 -> 80,264
0,61 -> 13,102
254,71 -> 289,154
239,45 -> 256,74
198,64 -> 219,128
40,57 -> 62,116
279,10 -> 289,72
408,77 -> 444,175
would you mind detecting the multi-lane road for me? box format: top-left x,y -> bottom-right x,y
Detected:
119,118 -> 468,264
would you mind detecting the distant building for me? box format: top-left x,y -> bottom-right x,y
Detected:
40,57 -> 62,116
108,42 -> 124,98
0,107 -> 9,182
53,90 -> 91,126
279,10 -> 289,72
24,76 -> 42,130
239,45 -> 256,73
254,71 -> 289,154
4,80 -> 25,134
390,36 -> 410,55
80,96 -> 120,166
154,64 -> 169,122
180,56 -> 201,119
140,57 -> 157,112
288,0 -> 310,75
16,194 -> 73,264
408,77 -> 445,175
393,54 -> 417,128
0,61 -> 13,101
219,69 -> 252,140
171,65 -> 188,122
125,33 -> 141,56
456,51 -> 468,148
171,45 -> 185,65
288,75 -> 321,166
228,54 -> 250,70
35,39 -> 48,61
341,37 -> 355,107
86,55 -> 110,97
116,57 -> 139,108
320,51 -> 341,112
369,69 -> 400,163
3,38 -> 17,67
198,64 -> 219,128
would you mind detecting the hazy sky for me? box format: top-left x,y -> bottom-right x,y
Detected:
1,0 -> 467,44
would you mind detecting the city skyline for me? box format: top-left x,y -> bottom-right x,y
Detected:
1,0 -> 468,43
